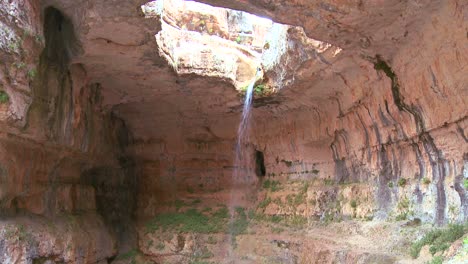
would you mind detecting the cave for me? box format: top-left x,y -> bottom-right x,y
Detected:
0,0 -> 467,263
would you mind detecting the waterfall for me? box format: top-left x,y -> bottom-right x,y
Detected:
234,67 -> 262,185
226,68 -> 262,260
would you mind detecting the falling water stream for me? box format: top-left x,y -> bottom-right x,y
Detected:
227,67 -> 262,260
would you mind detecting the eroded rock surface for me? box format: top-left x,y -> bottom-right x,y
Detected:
0,0 -> 466,263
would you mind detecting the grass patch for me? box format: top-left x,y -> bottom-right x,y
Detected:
258,197 -> 271,209
410,223 -> 467,259
464,179 -> 468,189
271,227 -> 284,233
395,196 -> 411,221
229,207 -> 248,236
324,179 -> 335,186
0,91 -> 9,104
145,207 -> 228,234
115,249 -> 138,260
428,256 -> 444,264
287,181 -> 309,206
263,179 -> 281,192
285,215 -> 307,228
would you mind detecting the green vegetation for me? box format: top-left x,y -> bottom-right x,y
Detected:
388,181 -> 394,188
156,242 -> 165,251
350,200 -> 357,209
312,169 -> 320,174
235,36 -> 241,44
4,224 -> 33,243
8,41 -> 20,53
286,182 -> 309,206
253,84 -> 265,95
145,207 -> 228,234
428,256 -> 444,264
410,223 -> 467,259
263,179 -> 281,192
229,207 -> 248,236
27,68 -> 37,80
14,62 -> 26,69
422,177 -> 431,185
0,91 -> 9,104
324,179 -> 335,186
115,249 -> 138,260
286,215 -> 308,228
464,178 -> 468,189
398,178 -> 407,187
252,211 -> 307,229
395,196 -> 411,221
258,197 -> 271,209
271,227 -> 284,233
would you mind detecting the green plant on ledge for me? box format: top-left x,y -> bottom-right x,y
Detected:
240,83 -> 268,96
422,177 -> 431,185
398,178 -> 407,187
0,91 -> 9,104
253,84 -> 265,95
464,178 -> 468,189
27,68 -> 37,80
409,223 -> 467,259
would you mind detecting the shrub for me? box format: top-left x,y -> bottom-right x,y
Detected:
410,224 -> 466,259
422,177 -> 431,185
464,179 -> 468,189
27,68 -> 37,80
429,256 -> 444,264
398,178 -> 407,187
350,200 -> 357,209
388,182 -> 394,188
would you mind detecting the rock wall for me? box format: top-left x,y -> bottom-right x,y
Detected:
0,2 -> 136,263
0,0 -> 466,263
250,0 -> 467,225
132,0 -> 467,227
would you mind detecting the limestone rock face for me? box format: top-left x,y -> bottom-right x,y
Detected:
0,0 -> 466,263
0,2 -> 135,263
